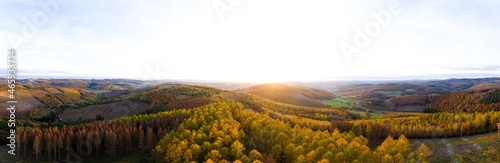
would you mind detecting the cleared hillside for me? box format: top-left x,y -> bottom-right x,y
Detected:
59,100 -> 150,121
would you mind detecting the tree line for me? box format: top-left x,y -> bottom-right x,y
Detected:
332,111 -> 500,140
16,110 -> 188,162
386,88 -> 500,113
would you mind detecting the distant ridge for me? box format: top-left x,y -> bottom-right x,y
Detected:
238,83 -> 334,107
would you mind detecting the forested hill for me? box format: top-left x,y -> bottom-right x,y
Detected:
238,83 -> 334,107
6,82 -> 426,162
0,85 -> 96,115
387,87 -> 500,113
3,78 -> 500,162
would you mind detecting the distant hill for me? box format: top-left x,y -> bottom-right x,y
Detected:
0,79 -> 222,122
16,78 -> 154,90
0,85 -> 96,115
0,79 -> 152,116
424,77 -> 500,92
386,87 -> 500,113
327,78 -> 500,111
335,83 -> 449,98
467,82 -> 500,91
238,83 -> 334,107
425,87 -> 500,113
56,85 -> 220,121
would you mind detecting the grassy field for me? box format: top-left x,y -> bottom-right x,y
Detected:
323,98 -> 394,118
346,108 -> 385,118
373,90 -> 403,96
322,97 -> 355,108
404,88 -> 417,94
411,132 -> 500,163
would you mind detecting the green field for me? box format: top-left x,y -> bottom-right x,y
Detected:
322,97 -> 355,108
374,90 -> 403,96
323,98 -> 390,118
346,107 -> 386,118
404,88 -> 417,94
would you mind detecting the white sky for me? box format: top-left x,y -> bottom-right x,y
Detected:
1,0 -> 499,82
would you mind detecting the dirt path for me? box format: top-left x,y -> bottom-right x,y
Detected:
460,136 -> 482,150
471,142 -> 482,150
441,139 -> 457,161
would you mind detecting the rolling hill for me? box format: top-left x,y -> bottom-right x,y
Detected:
2,78 -> 500,163
325,78 -> 500,111
386,87 -> 500,112
0,85 -> 96,116
238,83 -> 334,107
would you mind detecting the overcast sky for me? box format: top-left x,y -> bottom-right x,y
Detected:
1,0 -> 499,82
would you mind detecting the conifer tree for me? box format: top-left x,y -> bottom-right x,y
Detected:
34,135 -> 41,162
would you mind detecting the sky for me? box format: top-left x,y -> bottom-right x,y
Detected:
1,0 -> 499,82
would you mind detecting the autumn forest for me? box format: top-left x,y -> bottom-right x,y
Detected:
1,78 -> 500,162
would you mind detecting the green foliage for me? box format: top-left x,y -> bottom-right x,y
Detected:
423,108 -> 439,113
373,90 -> 403,97
345,108 -> 386,119
95,114 -> 104,121
323,98 -> 355,108
480,91 -> 500,104
35,110 -> 59,122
